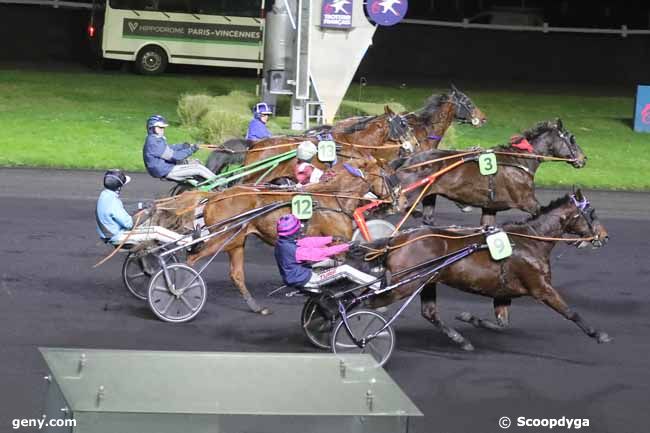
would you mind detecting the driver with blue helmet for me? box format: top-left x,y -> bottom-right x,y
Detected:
246,102 -> 273,141
143,114 -> 216,181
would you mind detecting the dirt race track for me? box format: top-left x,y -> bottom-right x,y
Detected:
1,168 -> 649,433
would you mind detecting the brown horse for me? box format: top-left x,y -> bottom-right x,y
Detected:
393,119 -> 587,226
185,157 -> 401,315
205,86 -> 486,180
361,189 -> 610,351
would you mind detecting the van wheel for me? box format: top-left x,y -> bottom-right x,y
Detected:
136,46 -> 168,75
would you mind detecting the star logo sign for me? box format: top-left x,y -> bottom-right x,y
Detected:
327,0 -> 350,14
367,0 -> 407,25
376,0 -> 401,16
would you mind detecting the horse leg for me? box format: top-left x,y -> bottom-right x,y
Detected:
456,297 -> 511,331
536,284 -> 611,343
480,209 -> 497,226
421,195 -> 437,226
420,284 -> 474,351
228,246 -> 271,316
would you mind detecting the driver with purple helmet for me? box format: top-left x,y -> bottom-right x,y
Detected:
273,214 -> 379,293
246,102 -> 273,141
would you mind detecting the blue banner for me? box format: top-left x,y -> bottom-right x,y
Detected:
634,85 -> 650,133
321,0 -> 353,29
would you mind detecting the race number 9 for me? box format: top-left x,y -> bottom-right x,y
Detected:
292,195 -> 313,219
486,231 -> 512,260
318,141 -> 337,162
478,153 -> 498,175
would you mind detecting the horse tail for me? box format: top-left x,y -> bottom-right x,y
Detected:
205,138 -> 250,174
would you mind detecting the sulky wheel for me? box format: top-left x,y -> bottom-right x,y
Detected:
301,297 -> 337,350
122,252 -> 178,301
331,309 -> 395,367
352,219 -> 396,241
147,264 -> 207,323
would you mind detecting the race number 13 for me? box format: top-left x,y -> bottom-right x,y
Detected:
486,231 -> 512,260
478,153 -> 498,175
318,141 -> 337,162
292,195 -> 313,219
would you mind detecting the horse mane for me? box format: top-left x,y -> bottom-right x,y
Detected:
413,94 -> 447,123
491,120 -> 557,151
304,125 -> 333,136
521,121 -> 557,140
150,191 -> 212,231
339,115 -> 378,134
505,194 -> 571,229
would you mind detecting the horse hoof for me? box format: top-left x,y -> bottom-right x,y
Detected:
456,312 -> 473,323
259,307 -> 272,316
596,332 -> 611,344
461,342 -> 475,351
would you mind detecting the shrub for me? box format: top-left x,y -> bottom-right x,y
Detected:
177,90 -> 257,143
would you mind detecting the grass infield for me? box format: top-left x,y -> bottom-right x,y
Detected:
0,69 -> 647,190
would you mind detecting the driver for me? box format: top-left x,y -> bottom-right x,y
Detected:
246,102 -> 273,141
96,169 -> 188,246
274,214 -> 379,293
143,114 -> 216,182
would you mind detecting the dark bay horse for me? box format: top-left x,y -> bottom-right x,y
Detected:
393,119 -> 587,226
185,158 -> 402,315
205,86 -> 486,179
362,190 -> 610,351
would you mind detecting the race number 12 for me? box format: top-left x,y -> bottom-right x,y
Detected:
292,195 -> 313,219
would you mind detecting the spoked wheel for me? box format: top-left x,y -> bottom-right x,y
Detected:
147,264 -> 207,323
170,183 -> 195,196
122,252 -> 178,300
331,309 -> 395,367
301,297 -> 337,349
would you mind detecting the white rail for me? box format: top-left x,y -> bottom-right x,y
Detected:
401,18 -> 650,37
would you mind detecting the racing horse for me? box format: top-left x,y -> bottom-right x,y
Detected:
185,157 -> 402,315
392,119 -> 587,226
360,190 -> 610,351
205,86 -> 486,178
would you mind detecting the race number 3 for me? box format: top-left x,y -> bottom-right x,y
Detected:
478,153 -> 498,175
292,195 -> 313,219
486,231 -> 512,260
318,141 -> 337,162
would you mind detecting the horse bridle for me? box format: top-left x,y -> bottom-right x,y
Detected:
387,111 -> 419,153
556,128 -> 579,161
358,168 -> 402,211
450,91 -> 479,126
569,194 -> 599,243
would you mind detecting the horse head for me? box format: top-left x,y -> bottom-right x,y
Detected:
563,189 -> 608,248
384,106 -> 418,154
525,119 -> 587,168
337,156 -> 405,215
449,84 -> 487,127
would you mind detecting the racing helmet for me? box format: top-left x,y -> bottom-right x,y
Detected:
253,102 -> 273,117
277,214 -> 301,237
296,141 -> 318,161
103,169 -> 131,192
146,114 -> 169,132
